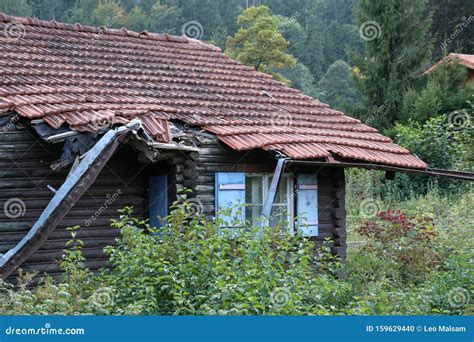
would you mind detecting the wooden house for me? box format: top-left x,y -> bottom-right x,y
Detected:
0,14 -> 471,281
425,53 -> 474,85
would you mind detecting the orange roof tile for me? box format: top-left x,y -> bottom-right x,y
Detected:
425,53 -> 474,73
0,13 -> 427,169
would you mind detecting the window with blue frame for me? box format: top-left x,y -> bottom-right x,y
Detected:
245,174 -> 294,232
215,172 -> 318,236
148,175 -> 168,228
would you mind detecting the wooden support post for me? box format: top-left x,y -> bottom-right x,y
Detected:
260,158 -> 288,226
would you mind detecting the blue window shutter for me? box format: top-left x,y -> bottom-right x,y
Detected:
215,172 -> 245,227
296,174 -> 318,236
149,175 -> 168,228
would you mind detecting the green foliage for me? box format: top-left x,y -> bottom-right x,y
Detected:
316,60 -> 360,109
357,210 -> 439,284
273,62 -> 318,97
394,114 -> 473,171
91,0 -> 125,27
122,6 -> 148,32
351,0 -> 432,130
401,61 -> 472,123
385,64 -> 473,196
1,191 -> 472,316
0,203 -> 350,315
345,178 -> 473,314
299,0 -> 363,81
100,205 -> 342,315
147,1 -> 184,36
226,6 -> 296,76
0,0 -> 32,16
63,0 -> 97,25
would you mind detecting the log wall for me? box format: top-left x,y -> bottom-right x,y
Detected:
0,126 -> 147,282
1,126 -> 347,283
172,137 -> 347,258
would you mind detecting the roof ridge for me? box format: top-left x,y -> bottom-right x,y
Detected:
0,12 -> 221,52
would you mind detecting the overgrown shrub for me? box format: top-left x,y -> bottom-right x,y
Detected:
357,210 -> 439,284
401,61 -> 472,124
0,194 -> 471,316
0,202 -> 346,315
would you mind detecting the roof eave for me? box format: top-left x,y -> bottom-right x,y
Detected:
287,159 -> 474,181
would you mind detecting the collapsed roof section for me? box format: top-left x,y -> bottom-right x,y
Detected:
0,13 -> 427,170
0,120 -> 139,279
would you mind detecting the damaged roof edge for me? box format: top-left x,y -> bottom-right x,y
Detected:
0,120 -> 141,280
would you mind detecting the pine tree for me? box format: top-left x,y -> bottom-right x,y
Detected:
351,0 -> 432,130
402,61 -> 472,123
0,0 -> 32,16
317,60 -> 359,110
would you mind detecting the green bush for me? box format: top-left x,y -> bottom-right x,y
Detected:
395,114 -> 473,171
401,61 -> 472,124
357,209 -> 439,284
0,194 -> 471,316
0,202 -> 347,315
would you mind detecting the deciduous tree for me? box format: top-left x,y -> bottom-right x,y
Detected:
226,5 -> 296,76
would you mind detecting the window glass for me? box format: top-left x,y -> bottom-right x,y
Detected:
245,175 -> 263,204
244,174 -> 293,229
245,175 -> 263,224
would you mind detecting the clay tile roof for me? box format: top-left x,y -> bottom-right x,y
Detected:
0,13 -> 427,169
425,53 -> 474,73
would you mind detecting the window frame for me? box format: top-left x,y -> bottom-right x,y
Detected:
244,173 -> 294,233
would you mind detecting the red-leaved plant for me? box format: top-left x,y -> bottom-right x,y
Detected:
357,210 -> 439,283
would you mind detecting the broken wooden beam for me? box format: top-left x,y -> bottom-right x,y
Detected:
0,121 -> 139,280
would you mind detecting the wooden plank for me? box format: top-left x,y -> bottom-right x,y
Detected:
0,123 -> 135,280
261,158 -> 287,223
